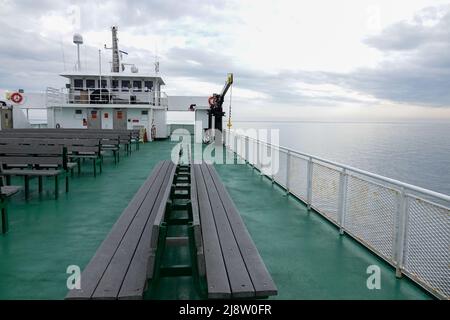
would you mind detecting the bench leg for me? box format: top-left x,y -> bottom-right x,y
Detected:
38,176 -> 43,193
99,158 -> 102,174
188,224 -> 202,294
55,176 -> 59,199
93,159 -> 96,177
151,224 -> 168,281
6,176 -> 11,185
24,176 -> 30,199
1,206 -> 8,234
66,174 -> 69,193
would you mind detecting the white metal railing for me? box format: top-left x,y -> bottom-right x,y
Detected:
45,87 -> 168,107
45,87 -> 65,106
223,128 -> 450,300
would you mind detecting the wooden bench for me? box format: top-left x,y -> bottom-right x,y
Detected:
191,163 -> 277,299
0,145 -> 70,199
0,138 -> 100,176
0,176 -> 21,234
0,131 -> 121,164
2,128 -> 136,154
130,129 -> 140,151
66,160 -> 176,300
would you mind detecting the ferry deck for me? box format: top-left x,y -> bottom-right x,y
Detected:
0,140 -> 432,300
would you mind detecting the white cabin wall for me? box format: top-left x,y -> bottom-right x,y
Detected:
126,109 -> 150,136
167,96 -> 209,111
55,108 -> 87,128
195,109 -> 209,130
12,105 -> 31,128
101,108 -> 113,129
153,109 -> 167,138
127,109 -> 139,129
47,107 -> 55,128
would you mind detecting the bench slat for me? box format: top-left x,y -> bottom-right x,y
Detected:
65,161 -> 165,300
118,161 -> 176,299
91,161 -> 173,299
191,164 -> 205,277
1,169 -> 61,176
199,164 -> 255,298
0,145 -> 64,155
0,157 -> 63,165
0,138 -> 100,147
193,164 -> 231,299
205,164 -> 278,297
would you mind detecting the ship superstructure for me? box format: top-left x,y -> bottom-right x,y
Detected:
45,26 -> 168,139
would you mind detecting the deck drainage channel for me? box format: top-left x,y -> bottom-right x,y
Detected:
149,164 -> 200,293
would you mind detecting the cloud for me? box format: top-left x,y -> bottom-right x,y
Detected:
0,0 -> 450,119
333,5 -> 450,107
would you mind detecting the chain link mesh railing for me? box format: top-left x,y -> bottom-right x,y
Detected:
345,175 -> 398,261
403,196 -> 449,298
223,129 -> 450,299
311,162 -> 340,222
289,154 -> 309,202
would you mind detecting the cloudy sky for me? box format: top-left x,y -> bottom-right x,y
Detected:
1,0 -> 450,121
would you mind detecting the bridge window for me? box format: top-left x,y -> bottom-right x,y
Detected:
99,79 -> 108,88
112,80 -> 119,92
74,79 -> 83,90
144,81 -> 153,92
121,80 -> 130,92
133,81 -> 142,92
86,79 -> 96,89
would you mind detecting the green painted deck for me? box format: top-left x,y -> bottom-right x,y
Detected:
0,140 -> 431,300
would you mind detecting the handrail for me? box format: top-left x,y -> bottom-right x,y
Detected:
226,129 -> 450,202
224,128 -> 449,299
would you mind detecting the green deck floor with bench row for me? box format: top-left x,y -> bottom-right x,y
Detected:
0,140 -> 431,299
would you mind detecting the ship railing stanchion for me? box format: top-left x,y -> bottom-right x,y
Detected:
256,139 -> 260,172
394,187 -> 409,278
271,145 -> 275,184
234,134 -> 238,162
306,156 -> 313,210
337,168 -> 348,235
245,136 -> 249,165
285,150 -> 291,196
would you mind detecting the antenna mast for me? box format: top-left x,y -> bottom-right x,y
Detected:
105,26 -> 128,72
154,43 -> 160,75
111,26 -> 120,72
73,33 -> 83,71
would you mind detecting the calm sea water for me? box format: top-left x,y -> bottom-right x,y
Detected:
232,121 -> 450,196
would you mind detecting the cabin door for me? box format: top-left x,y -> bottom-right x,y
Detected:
87,109 -> 101,129
113,109 -> 127,130
1,108 -> 13,129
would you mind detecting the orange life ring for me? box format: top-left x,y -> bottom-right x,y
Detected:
208,96 -> 215,107
10,92 -> 23,104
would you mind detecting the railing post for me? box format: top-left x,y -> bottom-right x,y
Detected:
395,187 -> 409,278
256,140 -> 260,171
306,157 -> 313,210
337,168 -> 348,235
285,150 -> 291,195
234,134 -> 238,161
271,146 -> 275,183
245,136 -> 249,164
